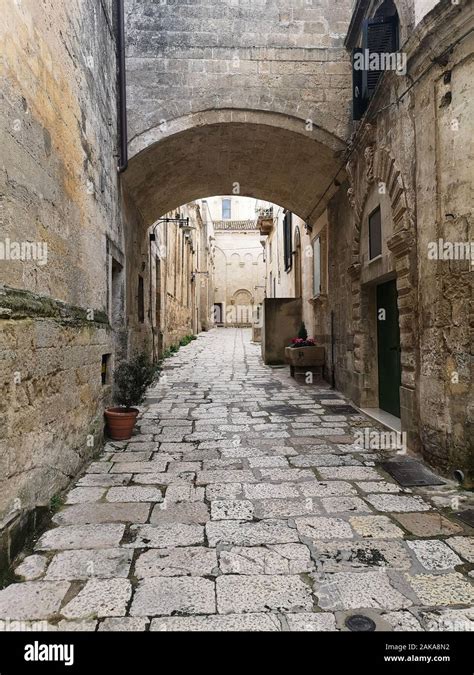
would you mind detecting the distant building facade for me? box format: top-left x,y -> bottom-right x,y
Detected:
201,197 -> 265,327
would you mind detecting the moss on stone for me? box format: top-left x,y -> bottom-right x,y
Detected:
0,286 -> 109,327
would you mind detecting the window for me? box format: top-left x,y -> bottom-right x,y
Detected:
222,199 -> 231,220
138,274 -> 145,323
313,236 -> 321,296
110,258 -> 123,328
283,211 -> 292,271
101,354 -> 111,385
352,1 -> 400,120
369,206 -> 382,259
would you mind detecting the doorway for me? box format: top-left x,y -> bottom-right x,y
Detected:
376,279 -> 401,417
214,303 -> 224,325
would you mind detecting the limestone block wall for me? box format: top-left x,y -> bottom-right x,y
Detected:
323,0 -> 473,481
125,0 -> 354,149
413,21 -> 473,478
0,0 -> 121,564
124,200 -> 214,359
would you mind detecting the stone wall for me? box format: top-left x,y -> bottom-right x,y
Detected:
0,0 -> 121,565
123,200 -> 215,359
122,0 -> 353,228
262,298 -> 303,365
125,0 -> 354,150
326,0 -> 473,481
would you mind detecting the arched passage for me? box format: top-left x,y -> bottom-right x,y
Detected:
123,109 -> 347,229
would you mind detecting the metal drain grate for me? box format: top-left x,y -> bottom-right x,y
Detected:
382,459 -> 445,487
324,405 -> 361,415
345,614 -> 376,632
454,509 -> 474,528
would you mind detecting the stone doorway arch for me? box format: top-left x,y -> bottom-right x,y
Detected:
346,130 -> 417,446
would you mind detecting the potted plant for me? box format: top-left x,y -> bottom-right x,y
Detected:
285,322 -> 325,373
104,352 -> 157,440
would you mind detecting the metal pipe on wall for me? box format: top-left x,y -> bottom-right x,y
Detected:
117,0 -> 128,172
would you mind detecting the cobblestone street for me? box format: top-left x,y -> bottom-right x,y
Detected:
1,329 -> 473,632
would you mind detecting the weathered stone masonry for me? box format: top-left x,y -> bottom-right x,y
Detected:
323,0 -> 473,481
1,0 -> 472,574
0,0 -> 121,567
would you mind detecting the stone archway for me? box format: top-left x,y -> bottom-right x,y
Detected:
230,288 -> 254,326
123,109 -> 347,230
346,127 -> 418,444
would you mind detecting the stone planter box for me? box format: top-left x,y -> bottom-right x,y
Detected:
285,345 -> 325,367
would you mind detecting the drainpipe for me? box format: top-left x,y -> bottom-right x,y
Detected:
117,0 -> 128,173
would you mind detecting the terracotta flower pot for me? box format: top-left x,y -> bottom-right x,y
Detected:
104,407 -> 139,441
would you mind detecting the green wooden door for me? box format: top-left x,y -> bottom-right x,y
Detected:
376,280 -> 401,417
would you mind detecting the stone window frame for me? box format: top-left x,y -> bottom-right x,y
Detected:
283,211 -> 293,272
368,204 -> 383,260
311,226 -> 328,300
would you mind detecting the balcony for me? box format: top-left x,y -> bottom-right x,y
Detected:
257,207 -> 274,236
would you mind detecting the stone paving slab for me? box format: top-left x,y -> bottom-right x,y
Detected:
76,474 -> 132,487
45,549 -> 133,580
61,579 -> 132,619
312,539 -> 413,571
3,329 -> 473,631
295,517 -> 354,541
313,571 -> 413,610
36,525 -> 126,551
123,521 -> 205,548
130,577 -> 216,616
219,544 -> 313,575
135,547 -> 218,578
150,613 -> 281,631
99,617 -> 149,631
216,575 -> 313,614
0,582 -> 70,620
52,503 -> 150,525
14,555 -> 48,581
206,520 -> 299,547
286,612 -> 336,631
150,501 -> 209,524
406,540 -> 463,571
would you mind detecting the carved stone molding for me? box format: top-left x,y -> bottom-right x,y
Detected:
348,262 -> 361,279
364,145 -> 375,184
387,230 -> 414,257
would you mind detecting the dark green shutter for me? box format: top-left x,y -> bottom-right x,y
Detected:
352,48 -> 366,120
362,16 -> 398,100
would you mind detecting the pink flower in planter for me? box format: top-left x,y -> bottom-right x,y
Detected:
290,337 -> 316,347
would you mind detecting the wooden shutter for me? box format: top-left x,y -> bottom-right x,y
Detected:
362,16 -> 398,100
283,211 -> 292,271
352,47 -> 366,121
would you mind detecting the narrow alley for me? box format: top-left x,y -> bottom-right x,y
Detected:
1,329 -> 472,632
